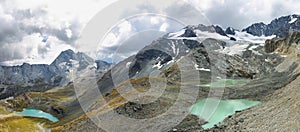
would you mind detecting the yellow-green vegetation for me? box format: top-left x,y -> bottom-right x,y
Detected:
0,85 -> 78,132
0,106 -> 10,115
0,117 -> 50,132
7,85 -> 75,118
0,105 -> 51,132
44,85 -> 75,101
161,63 -> 180,78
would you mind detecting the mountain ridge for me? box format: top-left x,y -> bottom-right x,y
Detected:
242,14 -> 300,37
0,49 -> 111,99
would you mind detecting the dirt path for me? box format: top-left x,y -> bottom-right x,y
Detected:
0,113 -> 21,121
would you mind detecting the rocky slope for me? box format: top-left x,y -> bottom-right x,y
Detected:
209,32 -> 300,131
265,31 -> 300,54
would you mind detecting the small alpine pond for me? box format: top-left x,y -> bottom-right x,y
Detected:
16,108 -> 59,122
190,98 -> 261,129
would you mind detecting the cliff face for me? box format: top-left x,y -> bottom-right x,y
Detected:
0,63 -> 53,85
265,32 -> 300,55
243,14 -> 300,37
0,49 -> 110,99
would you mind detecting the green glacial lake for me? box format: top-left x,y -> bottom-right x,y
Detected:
16,108 -> 59,122
197,79 -> 249,88
190,98 -> 261,129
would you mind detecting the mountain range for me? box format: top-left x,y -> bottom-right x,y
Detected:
1,14 -> 300,131
0,49 -> 111,99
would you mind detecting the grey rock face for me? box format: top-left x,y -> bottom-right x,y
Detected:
242,22 -> 267,36
243,14 -> 300,37
95,60 -> 111,71
0,49 -> 110,99
265,32 -> 300,54
181,24 -> 228,37
225,27 -> 236,35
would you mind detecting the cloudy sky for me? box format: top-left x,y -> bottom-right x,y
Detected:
0,0 -> 300,65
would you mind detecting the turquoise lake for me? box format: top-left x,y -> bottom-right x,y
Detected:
190,98 -> 261,129
16,108 -> 59,122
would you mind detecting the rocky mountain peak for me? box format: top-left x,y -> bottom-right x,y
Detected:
225,27 -> 236,35
51,49 -> 76,65
21,62 -> 31,67
181,24 -> 228,37
0,49 -> 111,99
95,60 -> 111,71
243,14 -> 300,37
242,22 -> 267,36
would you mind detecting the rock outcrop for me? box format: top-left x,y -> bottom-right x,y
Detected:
265,32 -> 300,55
225,27 -> 236,35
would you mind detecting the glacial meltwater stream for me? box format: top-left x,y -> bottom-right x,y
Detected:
16,108 -> 59,122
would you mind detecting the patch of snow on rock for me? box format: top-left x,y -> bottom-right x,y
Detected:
219,44 -> 249,56
194,30 -> 229,40
249,45 -> 262,55
289,17 -> 298,24
168,29 -> 185,38
153,61 -> 163,69
126,62 -> 132,68
194,63 -> 210,71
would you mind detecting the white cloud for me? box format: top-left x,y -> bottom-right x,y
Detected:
96,15 -> 184,62
65,29 -> 73,38
0,33 -> 74,66
117,21 -> 133,35
0,0 -> 117,65
159,23 -> 169,32
1,0 -> 300,65
150,17 -> 160,24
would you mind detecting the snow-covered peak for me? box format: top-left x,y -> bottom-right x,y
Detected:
194,30 -> 229,40
168,29 -> 186,38
167,24 -> 229,40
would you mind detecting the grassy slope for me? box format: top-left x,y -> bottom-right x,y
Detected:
0,105 -> 51,132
